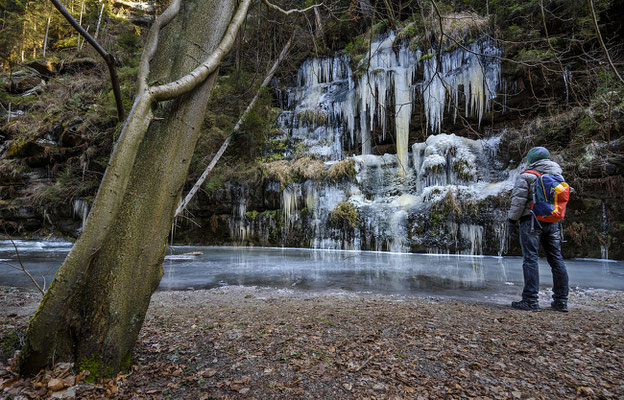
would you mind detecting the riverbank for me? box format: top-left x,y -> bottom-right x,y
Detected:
1,286 -> 623,399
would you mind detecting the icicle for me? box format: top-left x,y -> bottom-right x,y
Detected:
394,67 -> 412,174
601,200 -> 609,260
460,224 -> 484,255
282,184 -> 302,232
72,199 -> 89,230
421,40 -> 501,132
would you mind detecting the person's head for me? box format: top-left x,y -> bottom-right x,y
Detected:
526,146 -> 550,164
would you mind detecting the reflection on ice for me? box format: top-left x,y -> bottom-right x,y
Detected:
1,243 -> 623,300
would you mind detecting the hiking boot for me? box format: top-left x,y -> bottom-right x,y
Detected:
551,301 -> 568,313
511,300 -> 541,312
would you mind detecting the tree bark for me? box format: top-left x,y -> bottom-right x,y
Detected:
18,0 -> 239,376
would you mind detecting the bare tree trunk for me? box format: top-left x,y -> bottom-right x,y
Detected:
235,29 -> 242,71
175,33 -> 295,218
314,7 -> 323,38
17,0 -> 245,377
95,1 -> 105,39
20,20 -> 25,62
77,0 -> 85,50
43,9 -> 52,57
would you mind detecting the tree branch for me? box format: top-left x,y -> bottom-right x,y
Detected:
48,0 -> 125,121
1,231 -> 45,296
588,0 -> 624,84
137,0 -> 183,94
149,0 -> 254,101
174,33 -> 295,218
539,0 -> 582,107
261,0 -> 323,15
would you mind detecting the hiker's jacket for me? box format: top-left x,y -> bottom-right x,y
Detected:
508,159 -> 563,221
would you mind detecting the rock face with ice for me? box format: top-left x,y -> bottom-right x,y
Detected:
225,31 -> 511,255
277,31 -> 501,172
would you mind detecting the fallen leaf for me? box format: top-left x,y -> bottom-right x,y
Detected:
47,378 -> 65,391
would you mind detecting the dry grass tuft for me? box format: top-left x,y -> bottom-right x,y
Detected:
440,189 -> 462,217
262,160 -> 292,185
328,159 -> 356,182
437,12 -> 489,42
292,157 -> 326,181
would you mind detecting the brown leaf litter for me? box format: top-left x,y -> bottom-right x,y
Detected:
1,286 -> 623,399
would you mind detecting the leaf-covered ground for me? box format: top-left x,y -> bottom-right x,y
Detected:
1,286 -> 623,399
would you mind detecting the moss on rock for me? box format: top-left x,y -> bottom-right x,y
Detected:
331,201 -> 359,228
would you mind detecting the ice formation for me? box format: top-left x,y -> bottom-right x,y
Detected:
228,132 -> 515,255
72,199 -> 89,230
229,31 -> 509,255
278,31 -> 501,172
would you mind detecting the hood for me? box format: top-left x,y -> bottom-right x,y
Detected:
530,159 -> 563,175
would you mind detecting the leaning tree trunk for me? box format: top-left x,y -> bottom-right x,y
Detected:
18,0 -> 238,376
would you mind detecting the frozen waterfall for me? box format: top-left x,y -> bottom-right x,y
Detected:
279,31 -> 501,170
266,134 -> 514,255
233,31 -> 509,255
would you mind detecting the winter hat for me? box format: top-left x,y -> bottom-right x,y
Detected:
526,147 -> 550,164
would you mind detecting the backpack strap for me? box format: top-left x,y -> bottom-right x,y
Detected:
522,169 -> 542,177
521,170 -> 542,223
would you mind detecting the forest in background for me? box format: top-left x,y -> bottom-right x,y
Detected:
1,0 -> 623,258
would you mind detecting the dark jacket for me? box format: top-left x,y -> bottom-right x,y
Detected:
508,159 -> 563,221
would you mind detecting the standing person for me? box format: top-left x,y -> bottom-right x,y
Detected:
508,147 -> 569,312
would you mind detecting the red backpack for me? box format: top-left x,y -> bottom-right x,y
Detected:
523,170 -> 570,223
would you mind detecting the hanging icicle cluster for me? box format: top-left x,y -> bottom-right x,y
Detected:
279,31 -> 501,173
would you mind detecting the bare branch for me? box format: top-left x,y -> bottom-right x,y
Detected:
261,0 -> 323,15
48,0 -> 125,121
588,0 -> 624,84
539,0 -> 582,107
2,262 -> 22,271
149,0 -> 254,101
175,33 -> 295,218
137,0 -> 183,93
1,230 -> 45,296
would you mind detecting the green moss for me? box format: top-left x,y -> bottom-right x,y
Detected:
1,331 -> 21,361
515,48 -> 552,63
397,23 -> 418,42
204,177 -> 224,197
372,20 -> 388,35
576,115 -> 601,137
260,210 -> 280,219
453,160 -> 474,181
331,202 -> 359,228
246,210 -> 259,219
429,211 -> 444,225
79,354 -> 128,381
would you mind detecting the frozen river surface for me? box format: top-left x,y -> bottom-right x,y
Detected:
1,240 -> 623,301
